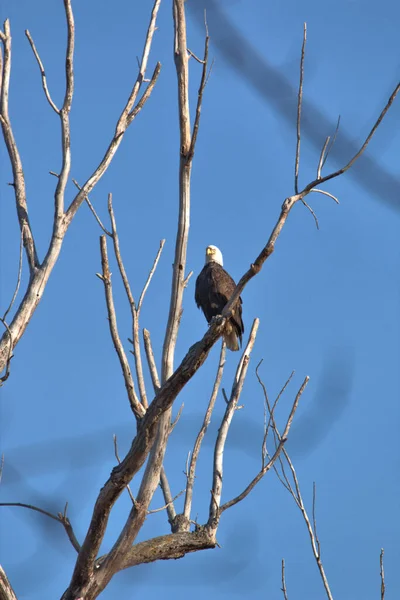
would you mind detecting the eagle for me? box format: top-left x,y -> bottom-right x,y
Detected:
195,245 -> 244,351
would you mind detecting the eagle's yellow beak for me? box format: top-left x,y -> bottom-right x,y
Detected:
206,247 -> 214,256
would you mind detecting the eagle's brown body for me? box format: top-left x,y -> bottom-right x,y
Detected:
195,256 -> 244,351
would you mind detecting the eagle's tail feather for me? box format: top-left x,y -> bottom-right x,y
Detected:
224,328 -> 239,351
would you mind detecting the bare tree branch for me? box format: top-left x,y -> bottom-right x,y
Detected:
209,320 -> 259,522
220,81 -> 400,321
137,240 -> 165,313
0,1 -> 161,376
0,564 -> 18,600
72,180 -> 112,236
143,328 -> 160,391
380,548 -> 385,600
183,342 -> 226,520
2,227 -> 23,323
53,0 -> 75,227
148,489 -> 185,514
96,529 -> 217,572
0,502 -> 80,553
0,320 -> 12,386
64,0 -> 161,226
162,0 -> 192,383
219,375 -> 308,514
97,236 -> 143,419
113,435 -> 136,506
0,20 -> 39,274
188,11 -> 210,161
281,559 -> 289,600
25,29 -> 60,114
294,23 -> 306,194
107,199 -> 147,410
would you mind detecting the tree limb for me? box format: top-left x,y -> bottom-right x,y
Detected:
209,320 -> 259,523
0,20 -> 39,274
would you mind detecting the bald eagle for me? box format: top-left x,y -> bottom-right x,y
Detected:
195,245 -> 244,351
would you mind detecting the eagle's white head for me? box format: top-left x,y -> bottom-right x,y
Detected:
205,245 -> 223,266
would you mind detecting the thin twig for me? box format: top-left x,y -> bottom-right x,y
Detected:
0,20 -> 39,273
184,342 -> 226,520
98,235 -> 143,419
25,30 -> 60,114
301,199 -> 319,229
322,115 -> 341,169
143,328 -> 160,392
209,321 -> 259,522
148,489 -> 185,514
107,194 -> 148,408
380,548 -> 385,600
310,188 -> 340,204
301,83 -> 400,195
113,435 -> 136,506
281,559 -> 289,600
294,23 -> 307,194
312,482 -> 321,557
187,48 -> 205,64
2,227 -> 23,322
188,10 -> 210,160
137,239 -> 165,313
219,375 -> 309,514
0,501 -> 80,552
72,179 -> 112,236
317,136 -> 330,180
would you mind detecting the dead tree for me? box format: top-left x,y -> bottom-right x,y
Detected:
0,2 -> 398,599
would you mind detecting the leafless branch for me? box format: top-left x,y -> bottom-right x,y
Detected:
322,115 -> 341,169
96,528 -> 217,571
301,198 -> 319,229
137,239 -> 165,314
0,564 -> 18,600
209,320 -> 259,522
281,559 -> 289,600
64,1 -> 161,227
301,83 -> 400,195
188,10 -> 210,161
98,235 -> 143,419
72,179 -> 112,236
294,23 -> 306,194
219,375 -> 308,514
148,489 -> 185,514
0,501 -> 80,553
0,320 -> 12,386
312,482 -> 321,557
107,195 -> 148,409
309,188 -> 340,204
380,548 -> 385,600
2,227 -> 23,322
317,136 -> 330,180
25,29 -> 60,114
184,342 -> 226,520
170,403 -> 184,432
113,435 -> 136,506
159,468 -> 177,524
0,20 -> 39,274
162,0 -> 192,383
53,0 -> 75,227
183,270 -> 193,288
221,82 -> 400,321
143,328 -> 160,391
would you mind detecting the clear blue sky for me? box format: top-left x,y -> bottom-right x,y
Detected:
1,0 -> 400,598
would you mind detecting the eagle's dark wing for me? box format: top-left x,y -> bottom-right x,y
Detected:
195,263 -> 244,344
